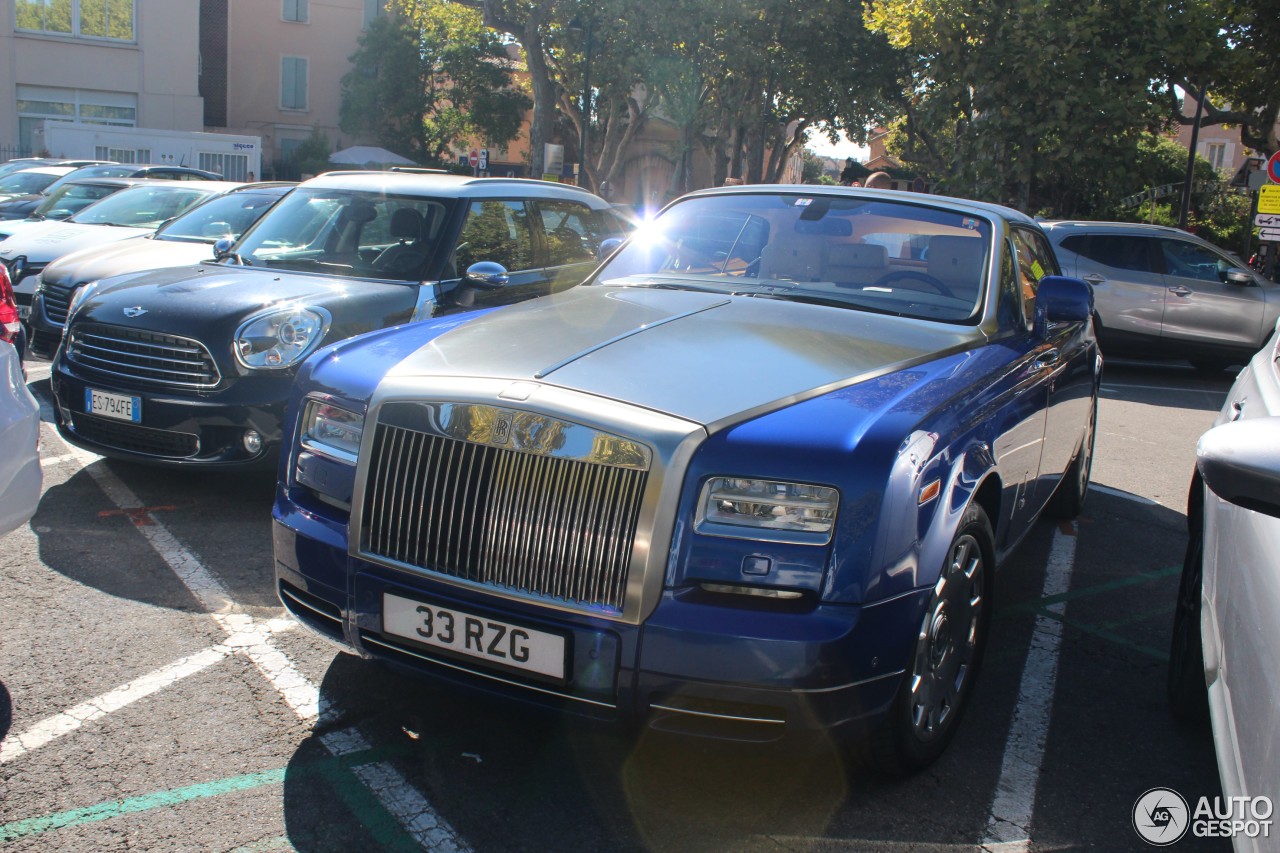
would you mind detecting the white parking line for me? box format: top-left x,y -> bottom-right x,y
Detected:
981,522 -> 1079,851
0,645 -> 232,764
1089,484 -> 1160,506
42,436 -> 469,850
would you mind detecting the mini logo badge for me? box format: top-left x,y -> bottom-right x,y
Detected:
1133,787 -> 1190,845
123,307 -> 147,318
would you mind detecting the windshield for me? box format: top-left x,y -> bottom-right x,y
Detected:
155,189 -> 287,243
32,182 -> 122,220
0,171 -> 60,196
69,185 -> 216,228
230,187 -> 449,282
594,193 -> 993,323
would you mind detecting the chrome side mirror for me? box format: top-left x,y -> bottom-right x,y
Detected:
213,237 -> 236,261
463,261 -> 510,290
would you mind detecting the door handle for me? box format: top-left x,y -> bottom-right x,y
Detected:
1082,274 -> 1106,285
1033,350 -> 1060,371
1169,286 -> 1192,297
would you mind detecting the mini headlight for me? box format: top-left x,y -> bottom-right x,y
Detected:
696,477 -> 839,544
300,399 -> 363,464
234,306 -> 329,370
65,280 -> 99,322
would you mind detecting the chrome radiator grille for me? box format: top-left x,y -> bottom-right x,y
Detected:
360,407 -> 650,613
66,322 -> 220,389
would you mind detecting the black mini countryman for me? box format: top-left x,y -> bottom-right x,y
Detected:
50,171 -> 622,467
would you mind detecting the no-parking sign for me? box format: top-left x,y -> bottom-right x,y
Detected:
1268,150 -> 1280,184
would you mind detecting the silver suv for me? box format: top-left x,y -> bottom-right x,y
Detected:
1043,221 -> 1278,371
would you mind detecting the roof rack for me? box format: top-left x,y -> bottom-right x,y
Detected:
464,177 -> 595,194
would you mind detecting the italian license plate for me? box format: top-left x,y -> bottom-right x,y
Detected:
382,592 -> 566,680
85,387 -> 141,423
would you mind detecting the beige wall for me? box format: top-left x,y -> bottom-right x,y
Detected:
219,0 -> 372,168
0,0 -> 204,149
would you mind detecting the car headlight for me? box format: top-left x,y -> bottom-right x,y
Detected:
65,280 -> 99,322
234,306 -> 329,369
299,399 -> 363,464
695,477 -> 839,544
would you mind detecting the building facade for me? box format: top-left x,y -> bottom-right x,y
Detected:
0,0 -> 204,156
200,0 -> 381,177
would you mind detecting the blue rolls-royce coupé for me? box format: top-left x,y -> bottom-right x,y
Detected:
272,185 -> 1099,773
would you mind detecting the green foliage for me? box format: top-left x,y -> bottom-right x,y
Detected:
291,130 -> 334,178
341,0 -> 530,165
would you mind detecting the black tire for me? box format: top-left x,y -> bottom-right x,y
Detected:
1048,400 -> 1096,519
869,504 -> 994,775
1168,527 -> 1210,722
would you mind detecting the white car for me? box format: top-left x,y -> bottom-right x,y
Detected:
0,340 -> 41,536
1170,320 -> 1280,847
0,180 -> 240,321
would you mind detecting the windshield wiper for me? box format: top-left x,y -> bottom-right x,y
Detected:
739,290 -> 909,317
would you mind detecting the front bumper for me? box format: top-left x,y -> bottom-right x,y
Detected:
51,355 -> 292,467
273,504 -> 927,745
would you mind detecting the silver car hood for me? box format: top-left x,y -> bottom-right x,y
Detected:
0,221 -> 151,265
388,285 -> 984,429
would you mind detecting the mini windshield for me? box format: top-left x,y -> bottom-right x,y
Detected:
594,193 -> 993,324
229,187 -> 449,282
69,186 -> 215,228
32,182 -> 121,220
154,189 -> 287,244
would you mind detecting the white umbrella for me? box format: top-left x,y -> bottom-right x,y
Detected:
328,146 -> 416,167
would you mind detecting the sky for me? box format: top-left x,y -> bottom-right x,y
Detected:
805,128 -> 872,163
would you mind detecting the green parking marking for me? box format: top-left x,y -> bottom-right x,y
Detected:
314,763 -> 426,853
1002,564 -> 1180,615
1030,606 -> 1170,661
0,742 -> 413,844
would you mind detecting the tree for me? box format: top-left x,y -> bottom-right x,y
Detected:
340,0 -> 530,166
864,0 -> 1200,213
1167,3 -> 1280,157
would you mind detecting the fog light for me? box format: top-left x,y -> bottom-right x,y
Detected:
243,429 -> 262,454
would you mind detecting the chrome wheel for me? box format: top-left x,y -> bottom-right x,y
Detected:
908,533 -> 985,741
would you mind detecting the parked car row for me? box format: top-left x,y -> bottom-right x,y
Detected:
2,163 -> 1274,793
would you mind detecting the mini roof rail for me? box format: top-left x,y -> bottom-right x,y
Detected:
389,167 -> 452,174
464,177 -> 595,194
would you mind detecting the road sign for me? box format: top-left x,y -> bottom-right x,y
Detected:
1256,213 -> 1280,228
468,149 -> 479,167
478,148 -> 488,170
1259,227 -> 1280,242
1260,185 -> 1280,215
1268,151 -> 1280,183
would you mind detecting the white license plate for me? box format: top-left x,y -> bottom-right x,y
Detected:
85,387 -> 141,423
17,304 -> 29,321
382,592 -> 566,680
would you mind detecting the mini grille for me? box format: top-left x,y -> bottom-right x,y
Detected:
67,322 -> 220,389
361,421 -> 649,613
69,412 -> 199,457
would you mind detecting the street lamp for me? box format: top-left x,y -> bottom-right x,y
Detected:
568,16 -> 594,189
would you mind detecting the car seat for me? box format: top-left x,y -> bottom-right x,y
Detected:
374,208 -> 427,274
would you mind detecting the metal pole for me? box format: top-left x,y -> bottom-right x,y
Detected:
1179,86 -> 1205,230
1242,186 -> 1258,263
